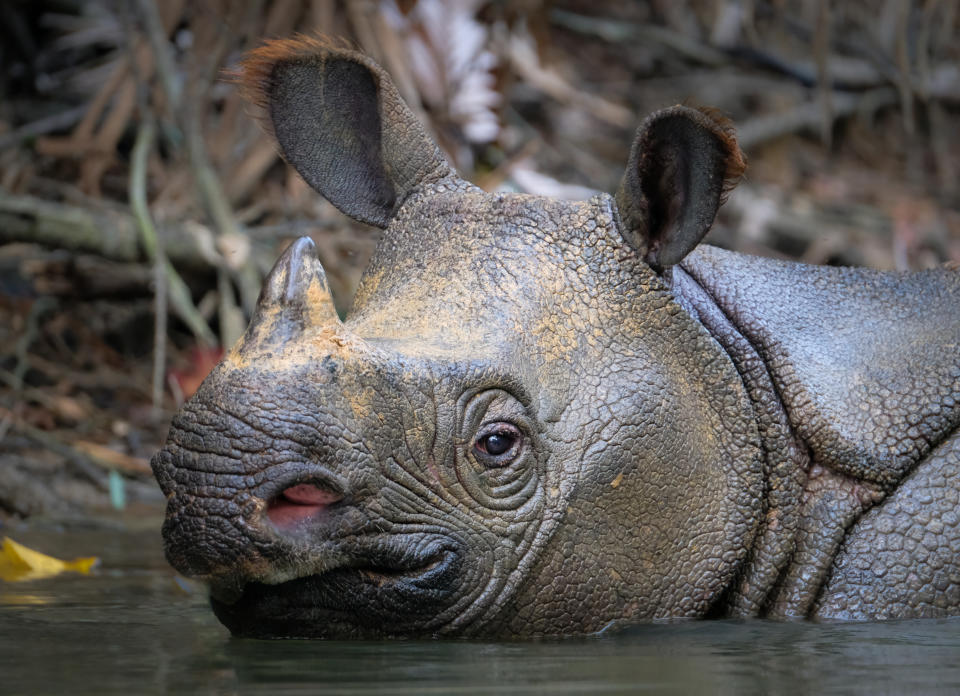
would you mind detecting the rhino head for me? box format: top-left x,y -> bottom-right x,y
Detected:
152,36 -> 762,638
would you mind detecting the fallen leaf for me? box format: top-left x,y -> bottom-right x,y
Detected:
0,537 -> 99,582
73,440 -> 152,475
49,394 -> 89,423
168,345 -> 224,400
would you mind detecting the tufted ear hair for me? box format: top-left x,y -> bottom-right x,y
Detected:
615,105 -> 745,271
236,35 -> 455,228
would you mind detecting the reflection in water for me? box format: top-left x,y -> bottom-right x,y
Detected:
2,525 -> 960,695
0,591 -> 50,606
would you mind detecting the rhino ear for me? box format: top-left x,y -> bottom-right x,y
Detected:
237,36 -> 454,228
615,106 -> 745,271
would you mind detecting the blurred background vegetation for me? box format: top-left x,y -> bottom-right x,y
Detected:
1,0 -> 958,520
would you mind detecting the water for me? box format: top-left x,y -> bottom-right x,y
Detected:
3,517 -> 960,695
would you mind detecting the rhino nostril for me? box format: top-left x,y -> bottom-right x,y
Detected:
281,483 -> 343,506
267,483 -> 343,530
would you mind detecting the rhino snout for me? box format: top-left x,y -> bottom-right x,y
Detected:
152,427 -> 360,583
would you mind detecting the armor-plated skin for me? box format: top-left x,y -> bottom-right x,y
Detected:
152,37 -> 960,638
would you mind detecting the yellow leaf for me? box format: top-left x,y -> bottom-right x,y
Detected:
0,537 -> 99,582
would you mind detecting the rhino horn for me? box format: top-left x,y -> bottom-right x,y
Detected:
250,237 -> 340,339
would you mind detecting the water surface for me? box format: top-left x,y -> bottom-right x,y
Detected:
2,518 -> 959,695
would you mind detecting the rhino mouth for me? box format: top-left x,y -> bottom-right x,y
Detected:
209,541 -> 463,638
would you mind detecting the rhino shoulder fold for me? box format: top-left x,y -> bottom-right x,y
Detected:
680,245 -> 960,488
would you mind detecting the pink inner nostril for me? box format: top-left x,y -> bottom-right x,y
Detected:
281,483 -> 343,506
267,483 -> 343,529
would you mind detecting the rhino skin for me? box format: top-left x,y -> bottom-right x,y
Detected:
152,36 -> 960,638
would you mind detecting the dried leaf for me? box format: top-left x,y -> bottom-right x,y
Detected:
49,395 -> 89,423
384,0 -> 502,147
73,441 -> 152,476
0,537 -> 99,583
168,345 -> 225,400
217,232 -> 252,271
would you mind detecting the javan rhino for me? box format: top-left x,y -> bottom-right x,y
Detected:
152,36 -> 960,638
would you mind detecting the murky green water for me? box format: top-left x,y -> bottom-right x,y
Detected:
3,517 -> 960,695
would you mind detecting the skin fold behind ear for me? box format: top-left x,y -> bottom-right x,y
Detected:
238,36 -> 455,228
615,105 -> 745,270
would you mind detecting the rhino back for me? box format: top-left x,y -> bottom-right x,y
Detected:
681,244 -> 960,488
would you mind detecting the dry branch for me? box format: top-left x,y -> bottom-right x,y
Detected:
0,106 -> 88,152
0,190 -> 216,269
129,119 -> 206,412
735,87 -> 900,151
550,9 -> 728,67
131,0 -> 261,338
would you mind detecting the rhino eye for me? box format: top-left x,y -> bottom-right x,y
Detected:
473,423 -> 523,467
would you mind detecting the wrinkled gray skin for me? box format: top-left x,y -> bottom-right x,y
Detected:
152,38 -> 960,638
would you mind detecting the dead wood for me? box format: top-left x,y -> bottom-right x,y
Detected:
0,191 -> 219,270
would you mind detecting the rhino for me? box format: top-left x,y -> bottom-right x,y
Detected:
152,36 -> 960,638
